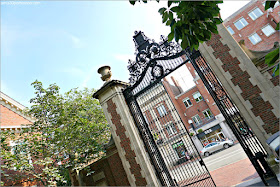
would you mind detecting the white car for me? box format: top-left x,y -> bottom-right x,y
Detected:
200,140 -> 234,157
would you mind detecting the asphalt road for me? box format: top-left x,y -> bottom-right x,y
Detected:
203,143 -> 248,171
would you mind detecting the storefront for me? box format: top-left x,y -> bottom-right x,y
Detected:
197,124 -> 226,147
172,140 -> 187,158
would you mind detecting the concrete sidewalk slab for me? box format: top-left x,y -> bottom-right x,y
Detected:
210,158 -> 259,186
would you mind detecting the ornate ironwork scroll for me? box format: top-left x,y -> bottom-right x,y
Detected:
123,31 -> 215,187
127,31 -> 185,89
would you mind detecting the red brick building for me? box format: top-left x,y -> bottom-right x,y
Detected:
0,92 -> 36,186
223,0 -> 279,51
164,64 -> 236,151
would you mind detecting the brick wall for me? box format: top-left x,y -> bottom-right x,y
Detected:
77,145 -> 130,186
205,33 -> 279,134
106,98 -> 147,186
0,105 -> 32,127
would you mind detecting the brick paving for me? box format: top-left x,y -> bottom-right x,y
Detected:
210,158 -> 259,186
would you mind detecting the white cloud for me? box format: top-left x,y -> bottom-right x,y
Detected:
59,30 -> 84,48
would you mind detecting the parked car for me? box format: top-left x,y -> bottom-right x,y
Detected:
200,140 -> 234,157
266,131 -> 279,163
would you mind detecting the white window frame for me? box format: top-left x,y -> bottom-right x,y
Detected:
248,7 -> 264,20
193,92 -> 203,102
10,140 -> 33,170
234,17 -> 248,30
227,26 -> 235,35
166,123 -> 177,136
192,114 -> 202,125
248,33 -> 262,45
261,24 -> 276,37
143,114 -> 149,123
183,97 -> 192,108
203,109 -> 214,120
156,104 -> 167,117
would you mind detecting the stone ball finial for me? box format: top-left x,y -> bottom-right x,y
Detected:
97,65 -> 112,82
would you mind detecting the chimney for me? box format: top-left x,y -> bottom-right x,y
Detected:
171,76 -> 183,94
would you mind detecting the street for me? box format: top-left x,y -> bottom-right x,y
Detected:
204,143 -> 260,186
168,143 -> 260,186
204,143 -> 247,171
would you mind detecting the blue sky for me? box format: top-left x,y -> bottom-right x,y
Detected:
1,1 -> 249,107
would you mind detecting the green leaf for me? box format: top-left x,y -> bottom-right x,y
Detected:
158,7 -> 166,15
265,1 -> 276,10
170,19 -> 176,27
168,32 -> 174,41
276,22 -> 279,30
129,0 -> 136,5
168,11 -> 173,20
166,20 -> 172,26
174,27 -> 179,42
272,64 -> 279,76
170,6 -> 180,12
168,1 -> 172,7
265,48 -> 279,66
181,38 -> 188,49
162,12 -> 168,23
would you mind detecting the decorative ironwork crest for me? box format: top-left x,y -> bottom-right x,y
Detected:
127,31 -> 183,85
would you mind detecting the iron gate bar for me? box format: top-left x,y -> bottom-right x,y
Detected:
185,48 -> 279,186
123,91 -> 176,186
160,82 -> 216,186
123,31 -> 278,187
134,81 -> 215,186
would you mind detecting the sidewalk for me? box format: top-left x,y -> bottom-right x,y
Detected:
235,173 -> 280,187
210,157 -> 279,186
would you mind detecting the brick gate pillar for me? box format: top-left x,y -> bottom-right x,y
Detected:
198,24 -> 279,154
93,77 -> 160,186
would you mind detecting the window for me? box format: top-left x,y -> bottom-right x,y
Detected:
172,140 -> 187,158
157,104 -> 167,117
10,141 -> 27,155
261,24 -> 276,37
249,33 -> 262,45
193,92 -> 203,102
143,114 -> 149,123
192,115 -> 202,125
227,26 -> 235,35
183,97 -> 192,108
248,8 -> 263,20
234,18 -> 248,30
166,123 -> 177,136
203,109 -> 213,120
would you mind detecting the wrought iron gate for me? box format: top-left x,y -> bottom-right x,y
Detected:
123,31 -> 278,186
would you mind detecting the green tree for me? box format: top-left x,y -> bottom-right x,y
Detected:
1,81 -> 110,186
130,0 -> 223,50
264,0 -> 279,76
130,0 -> 279,76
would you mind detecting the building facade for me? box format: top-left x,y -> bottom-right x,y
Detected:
163,64 -> 237,152
0,92 -> 35,186
223,0 -> 279,51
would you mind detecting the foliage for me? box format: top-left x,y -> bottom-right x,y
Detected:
189,132 -> 194,136
264,0 -> 279,76
197,129 -> 203,133
130,0 -> 223,51
130,0 -> 279,75
1,81 -> 110,186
